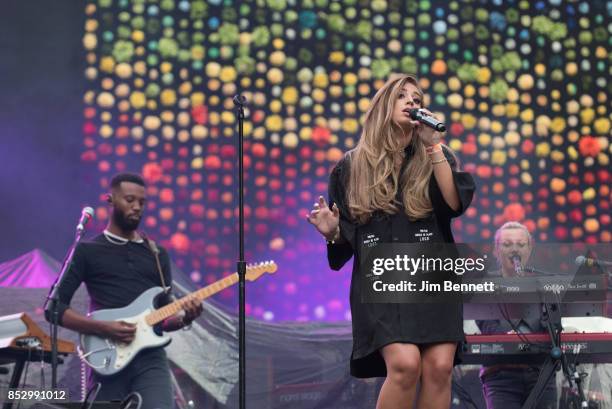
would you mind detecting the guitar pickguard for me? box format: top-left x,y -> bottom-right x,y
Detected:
79,287 -> 171,376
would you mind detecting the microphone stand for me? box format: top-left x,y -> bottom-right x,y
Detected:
44,226 -> 87,389
233,94 -> 248,409
520,269 -> 588,409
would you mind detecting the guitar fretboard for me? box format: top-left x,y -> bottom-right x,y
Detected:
145,273 -> 239,326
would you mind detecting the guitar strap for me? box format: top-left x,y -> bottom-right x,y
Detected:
143,235 -> 170,294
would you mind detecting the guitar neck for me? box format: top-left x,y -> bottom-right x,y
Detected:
146,273 -> 239,326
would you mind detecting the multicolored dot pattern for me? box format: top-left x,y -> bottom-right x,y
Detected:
82,0 -> 611,321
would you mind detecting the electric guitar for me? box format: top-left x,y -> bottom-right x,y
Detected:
79,261 -> 277,375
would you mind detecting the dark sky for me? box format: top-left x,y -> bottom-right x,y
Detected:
0,0 -> 87,261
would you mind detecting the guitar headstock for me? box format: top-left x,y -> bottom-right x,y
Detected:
245,260 -> 278,281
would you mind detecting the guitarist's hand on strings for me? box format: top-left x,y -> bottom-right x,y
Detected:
160,297 -> 203,332
103,320 -> 137,344
182,297 -> 203,327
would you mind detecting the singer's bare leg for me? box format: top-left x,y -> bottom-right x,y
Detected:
416,342 -> 456,409
376,343 -> 421,409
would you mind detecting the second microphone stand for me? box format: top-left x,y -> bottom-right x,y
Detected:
233,94 -> 248,409
44,226 -> 87,389
521,285 -> 588,409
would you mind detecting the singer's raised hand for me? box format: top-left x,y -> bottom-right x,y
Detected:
416,109 -> 442,146
306,195 -> 340,240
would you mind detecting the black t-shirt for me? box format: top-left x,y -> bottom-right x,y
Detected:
52,233 -> 173,325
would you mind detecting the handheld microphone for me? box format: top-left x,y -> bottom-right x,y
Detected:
575,255 -> 612,268
511,254 -> 523,276
408,109 -> 446,132
77,207 -> 94,233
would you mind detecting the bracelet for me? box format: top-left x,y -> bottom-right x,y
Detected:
426,143 -> 442,154
431,157 -> 448,165
325,226 -> 341,244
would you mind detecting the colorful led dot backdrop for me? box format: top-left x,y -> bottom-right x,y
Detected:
84,0 -> 609,321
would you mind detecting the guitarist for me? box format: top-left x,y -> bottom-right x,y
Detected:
45,173 -> 203,408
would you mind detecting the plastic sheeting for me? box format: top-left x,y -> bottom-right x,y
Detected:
0,249 -> 61,288
170,280 -> 382,408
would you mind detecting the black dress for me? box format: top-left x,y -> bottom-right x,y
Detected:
327,144 -> 476,378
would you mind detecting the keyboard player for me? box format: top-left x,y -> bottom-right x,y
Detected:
476,222 -> 557,409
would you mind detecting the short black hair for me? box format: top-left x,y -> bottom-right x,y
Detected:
110,173 -> 146,189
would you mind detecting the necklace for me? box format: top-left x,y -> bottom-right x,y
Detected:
103,230 -> 128,245
103,229 -> 144,245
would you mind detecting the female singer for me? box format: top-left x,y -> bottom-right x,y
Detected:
307,74 -> 475,408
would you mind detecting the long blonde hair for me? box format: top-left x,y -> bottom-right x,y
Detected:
347,74 -> 435,224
